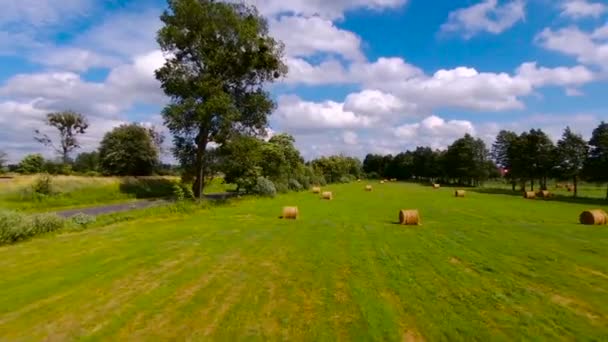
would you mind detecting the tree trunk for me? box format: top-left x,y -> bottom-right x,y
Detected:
573,176 -> 578,198
531,179 -> 534,191
192,128 -> 209,199
511,181 -> 516,191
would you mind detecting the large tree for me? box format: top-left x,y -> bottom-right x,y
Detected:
519,129 -> 555,190
35,111 -> 88,164
491,130 -> 520,190
585,121 -> 608,199
443,134 -> 488,186
156,0 -> 287,198
98,124 -> 159,176
555,127 -> 588,198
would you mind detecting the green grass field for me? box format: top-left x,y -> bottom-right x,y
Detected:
0,175 -> 235,212
1,182 -> 607,340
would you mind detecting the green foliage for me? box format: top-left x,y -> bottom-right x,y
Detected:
32,174 -> 54,196
70,213 -> 96,229
0,210 -> 65,245
252,177 -> 276,197
99,124 -> 159,176
35,111 -> 88,163
288,179 -> 303,191
73,151 -> 99,173
172,183 -> 185,201
555,127 -> 588,197
18,154 -> 45,174
311,155 -> 362,184
443,134 -> 489,185
118,177 -> 175,198
0,150 -> 7,171
156,0 -> 287,197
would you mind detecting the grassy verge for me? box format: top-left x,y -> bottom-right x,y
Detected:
0,182 -> 607,339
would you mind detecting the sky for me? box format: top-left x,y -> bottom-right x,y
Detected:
1,0 -> 608,163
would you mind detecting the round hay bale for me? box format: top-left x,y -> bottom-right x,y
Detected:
390,178 -> 397,182
524,191 -> 536,199
282,206 -> 298,220
454,190 -> 466,197
537,190 -> 551,198
579,209 -> 607,225
566,184 -> 573,192
312,186 -> 321,194
556,183 -> 564,189
433,184 -> 440,189
380,180 -> 385,184
365,185 -> 373,192
399,210 -> 420,226
321,191 -> 333,200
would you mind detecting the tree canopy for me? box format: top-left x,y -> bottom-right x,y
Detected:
98,124 -> 160,176
35,111 -> 88,164
156,0 -> 287,197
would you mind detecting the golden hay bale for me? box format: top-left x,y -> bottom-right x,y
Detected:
579,209 -> 607,225
433,184 -> 440,189
537,190 -> 551,198
524,191 -> 536,199
390,178 -> 397,182
380,180 -> 385,184
566,184 -> 574,192
321,191 -> 333,200
281,206 -> 298,220
365,185 -> 373,192
556,183 -> 564,189
312,186 -> 321,194
399,209 -> 420,226
454,190 -> 466,197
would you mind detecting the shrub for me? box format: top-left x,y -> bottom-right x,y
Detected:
298,176 -> 311,190
339,175 -> 355,183
274,181 -> 289,194
119,177 -> 175,198
172,183 -> 185,201
288,179 -> 303,191
310,174 -> 327,186
70,213 -> 96,229
32,174 -> 54,196
0,211 -> 65,245
85,171 -> 101,177
252,177 -> 276,197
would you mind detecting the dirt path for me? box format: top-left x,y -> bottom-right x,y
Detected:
55,192 -> 237,218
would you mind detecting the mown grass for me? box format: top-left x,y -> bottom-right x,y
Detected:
0,182 -> 607,340
0,175 -> 235,212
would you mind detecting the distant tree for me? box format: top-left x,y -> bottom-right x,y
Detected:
156,0 -> 287,198
519,129 -> 555,191
555,127 -> 588,198
35,111 -> 88,164
412,147 -> 441,181
0,150 -> 7,171
18,154 -> 45,174
491,130 -> 520,190
98,124 -> 159,176
363,154 -> 385,178
219,135 -> 264,192
585,121 -> 608,199
73,151 -> 100,173
443,134 -> 488,186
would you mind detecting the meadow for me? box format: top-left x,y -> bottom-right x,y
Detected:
0,182 -> 607,340
0,175 -> 235,212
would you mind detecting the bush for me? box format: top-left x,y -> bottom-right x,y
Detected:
339,175 -> 355,183
69,213 -> 96,230
288,179 -> 303,191
274,181 -> 289,194
0,211 -> 65,245
85,171 -> 101,177
252,177 -> 276,197
119,177 -> 175,198
310,174 -> 327,186
172,183 -> 185,201
32,174 -> 54,196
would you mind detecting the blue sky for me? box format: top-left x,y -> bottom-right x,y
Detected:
1,0 -> 607,162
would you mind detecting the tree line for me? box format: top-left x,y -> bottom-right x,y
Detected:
2,0 -> 606,201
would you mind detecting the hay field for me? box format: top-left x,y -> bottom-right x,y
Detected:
1,182 -> 607,340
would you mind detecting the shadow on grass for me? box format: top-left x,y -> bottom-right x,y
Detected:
471,188 -> 608,206
119,177 -> 176,199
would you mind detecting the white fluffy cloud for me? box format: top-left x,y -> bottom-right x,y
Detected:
560,0 -> 606,19
238,0 -> 407,20
537,26 -> 608,69
270,16 -> 364,61
515,62 -> 594,86
441,0 -> 525,38
343,89 -> 415,117
0,0 -> 94,28
394,115 -> 476,149
273,95 -> 372,132
283,58 -> 349,85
